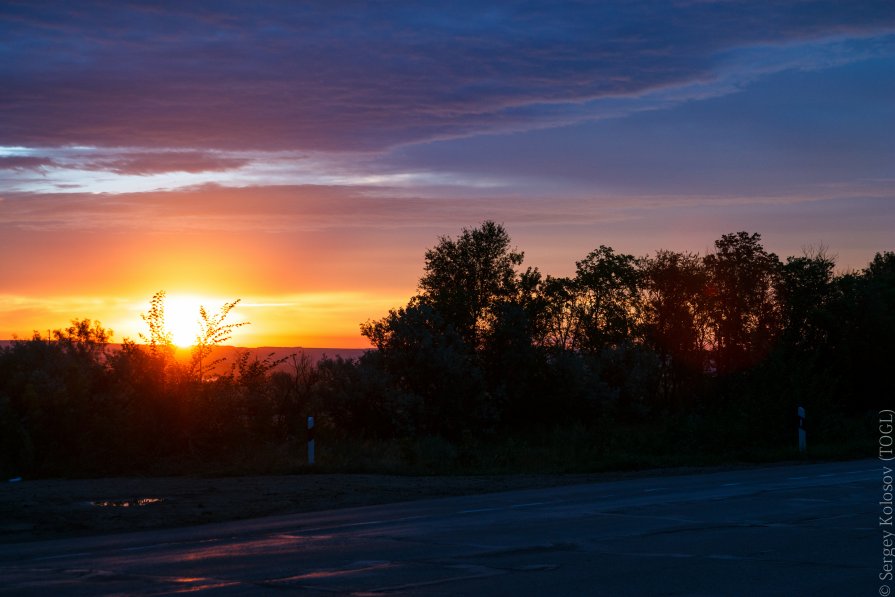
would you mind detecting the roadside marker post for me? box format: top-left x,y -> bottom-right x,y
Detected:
308,416 -> 316,465
798,406 -> 806,453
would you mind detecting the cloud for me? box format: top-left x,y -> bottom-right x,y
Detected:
0,184 -> 439,233
0,183 -> 646,238
0,155 -> 59,170
81,151 -> 251,175
83,151 -> 250,176
378,51 -> 895,197
1,1 -> 893,152
3,177 -> 891,238
0,146 -> 265,193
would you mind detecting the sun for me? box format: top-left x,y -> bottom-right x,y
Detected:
163,295 -> 205,348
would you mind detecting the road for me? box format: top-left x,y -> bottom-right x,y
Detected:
0,459 -> 883,595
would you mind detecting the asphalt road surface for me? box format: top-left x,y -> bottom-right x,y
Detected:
0,459 -> 883,595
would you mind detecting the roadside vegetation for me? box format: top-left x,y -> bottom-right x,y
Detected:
0,222 -> 889,478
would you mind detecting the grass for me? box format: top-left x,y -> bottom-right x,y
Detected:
23,413 -> 875,479
297,415 -> 876,477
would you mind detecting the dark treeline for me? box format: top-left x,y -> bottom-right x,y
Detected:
1,222 -> 891,477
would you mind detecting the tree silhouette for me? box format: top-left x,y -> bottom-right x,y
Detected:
572,245 -> 642,354
778,247 -> 836,351
536,275 -> 581,352
640,250 -> 706,402
418,220 -> 529,350
54,318 -> 112,358
191,299 -> 248,382
2,226 -> 889,478
702,232 -> 782,375
140,290 -> 174,359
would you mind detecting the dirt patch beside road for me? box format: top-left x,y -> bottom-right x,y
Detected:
0,473 -> 619,543
0,464 -> 775,543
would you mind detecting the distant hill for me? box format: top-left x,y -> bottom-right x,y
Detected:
178,346 -> 369,370
0,341 -> 368,373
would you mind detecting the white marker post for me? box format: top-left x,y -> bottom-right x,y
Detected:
307,416 -> 316,465
797,406 -> 806,454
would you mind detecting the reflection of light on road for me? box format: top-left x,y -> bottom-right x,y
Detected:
183,536 -> 329,561
167,577 -> 242,591
274,560 -> 394,581
92,498 -> 164,507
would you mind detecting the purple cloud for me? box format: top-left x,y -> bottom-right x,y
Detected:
81,152 -> 250,175
1,1 -> 893,152
0,156 -> 59,171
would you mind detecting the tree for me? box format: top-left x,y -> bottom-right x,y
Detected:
362,221 -> 537,435
140,290 -> 174,359
533,275 -> 579,352
54,318 -> 112,359
778,247 -> 836,351
702,232 -> 782,375
418,220 -> 528,350
572,245 -> 642,354
823,251 -> 895,413
191,299 -> 248,382
361,299 -> 487,437
640,250 -> 707,403
0,320 -> 117,474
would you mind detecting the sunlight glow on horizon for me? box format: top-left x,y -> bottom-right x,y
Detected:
0,291 -> 405,349
162,295 -> 207,348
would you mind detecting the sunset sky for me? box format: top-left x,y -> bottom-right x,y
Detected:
1,1 -> 893,347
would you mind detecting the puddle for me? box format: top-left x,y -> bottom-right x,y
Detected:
92,498 -> 165,508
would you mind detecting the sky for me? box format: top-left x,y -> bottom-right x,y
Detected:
1,1 -> 893,347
